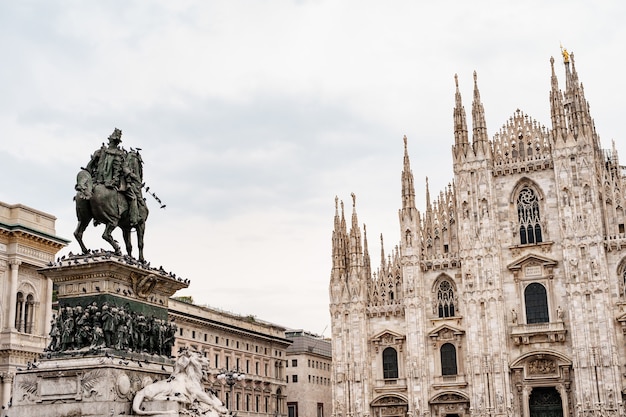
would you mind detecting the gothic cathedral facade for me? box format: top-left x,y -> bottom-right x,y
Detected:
329,52 -> 626,417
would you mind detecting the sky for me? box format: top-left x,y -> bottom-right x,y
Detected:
1,1 -> 625,335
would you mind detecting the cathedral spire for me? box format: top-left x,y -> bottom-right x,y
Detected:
453,74 -> 469,158
426,176 -> 432,209
331,196 -> 348,273
363,224 -> 371,278
471,71 -> 489,155
401,135 -> 416,212
349,193 -> 363,268
380,233 -> 386,271
549,56 -> 567,142
561,50 -> 593,139
424,177 -> 433,236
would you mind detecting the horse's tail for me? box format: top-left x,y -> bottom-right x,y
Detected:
132,390 -> 176,415
75,169 -> 93,200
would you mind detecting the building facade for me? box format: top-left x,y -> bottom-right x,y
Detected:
0,202 -> 67,408
169,298 -> 291,417
329,52 -> 626,417
285,330 -> 333,417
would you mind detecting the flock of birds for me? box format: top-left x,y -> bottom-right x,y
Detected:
46,250 -> 191,285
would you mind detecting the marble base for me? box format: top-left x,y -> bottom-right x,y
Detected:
9,353 -> 174,417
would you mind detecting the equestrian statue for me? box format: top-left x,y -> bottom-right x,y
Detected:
74,128 -> 149,261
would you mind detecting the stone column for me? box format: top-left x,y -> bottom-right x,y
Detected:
0,262 -> 6,329
522,386 -> 532,417
7,260 -> 21,331
1,373 -> 13,408
19,297 -> 27,332
44,277 -> 53,337
556,384 -> 570,417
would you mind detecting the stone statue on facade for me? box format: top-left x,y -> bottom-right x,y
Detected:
74,128 -> 149,261
132,349 -> 231,417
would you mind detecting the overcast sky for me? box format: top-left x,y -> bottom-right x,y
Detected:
1,1 -> 625,335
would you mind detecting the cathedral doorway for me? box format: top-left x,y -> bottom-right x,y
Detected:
529,387 -> 563,417
510,352 -> 572,416
428,392 -> 469,417
370,395 -> 408,417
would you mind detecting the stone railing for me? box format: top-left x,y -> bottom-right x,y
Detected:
510,321 -> 566,345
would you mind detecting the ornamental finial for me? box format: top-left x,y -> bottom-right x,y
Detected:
560,43 -> 570,64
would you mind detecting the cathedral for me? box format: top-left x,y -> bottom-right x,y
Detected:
329,51 -> 626,417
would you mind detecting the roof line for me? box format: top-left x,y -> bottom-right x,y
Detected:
0,221 -> 71,245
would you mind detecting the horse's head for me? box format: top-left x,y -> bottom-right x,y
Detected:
75,169 -> 93,200
125,150 -> 144,183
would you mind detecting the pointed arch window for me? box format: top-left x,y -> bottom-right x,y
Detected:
440,343 -> 458,376
517,187 -> 542,244
525,283 -> 549,324
382,347 -> 398,379
437,280 -> 455,318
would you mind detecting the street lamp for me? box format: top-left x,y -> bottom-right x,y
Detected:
217,368 -> 246,411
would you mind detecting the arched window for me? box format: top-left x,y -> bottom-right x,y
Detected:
440,343 -> 457,376
24,294 -> 35,333
15,292 -> 24,332
517,187 -> 542,244
437,280 -> 455,318
382,347 -> 398,379
525,283 -> 549,324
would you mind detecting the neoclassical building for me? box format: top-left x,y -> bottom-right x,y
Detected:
169,298 -> 291,417
329,52 -> 626,417
0,202 -> 67,408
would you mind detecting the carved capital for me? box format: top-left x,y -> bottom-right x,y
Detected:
9,259 -> 22,269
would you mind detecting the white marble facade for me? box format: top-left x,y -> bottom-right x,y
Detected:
330,52 -> 626,417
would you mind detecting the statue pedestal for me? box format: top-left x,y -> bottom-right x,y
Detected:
10,354 -> 172,417
10,253 -> 189,417
44,252 -> 188,320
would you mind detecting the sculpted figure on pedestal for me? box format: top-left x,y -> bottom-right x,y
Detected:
74,128 -> 149,261
132,349 -> 231,417
45,300 -> 178,356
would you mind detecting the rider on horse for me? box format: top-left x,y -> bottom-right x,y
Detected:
75,128 -> 149,260
85,128 -> 140,226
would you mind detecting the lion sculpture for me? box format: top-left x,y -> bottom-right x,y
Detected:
132,349 -> 231,416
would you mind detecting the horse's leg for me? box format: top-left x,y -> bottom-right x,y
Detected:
102,224 -> 121,255
74,201 -> 92,254
136,222 -> 145,262
122,227 -> 133,258
74,220 -> 90,254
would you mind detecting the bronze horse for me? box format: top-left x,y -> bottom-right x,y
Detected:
73,152 -> 149,261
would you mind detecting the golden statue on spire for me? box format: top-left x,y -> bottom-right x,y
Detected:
560,43 -> 570,64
